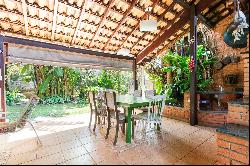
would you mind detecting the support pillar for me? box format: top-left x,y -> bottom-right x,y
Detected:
133,59 -> 138,91
190,5 -> 198,126
0,36 -> 6,122
141,66 -> 145,97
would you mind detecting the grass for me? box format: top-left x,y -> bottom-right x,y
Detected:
6,103 -> 90,123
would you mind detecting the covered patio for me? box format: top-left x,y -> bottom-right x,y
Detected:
0,0 -> 249,165
0,113 -> 217,165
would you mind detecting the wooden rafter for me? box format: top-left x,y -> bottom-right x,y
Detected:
51,0 -> 59,41
130,2 -> 176,50
135,9 -> 185,59
209,5 -> 234,22
204,0 -> 227,17
102,0 -> 138,49
174,0 -> 213,28
2,35 -> 135,61
158,27 -> 190,56
88,0 -> 116,47
21,0 -> 29,36
136,0 -> 215,64
121,0 -> 169,23
117,0 -> 159,50
71,0 -> 87,45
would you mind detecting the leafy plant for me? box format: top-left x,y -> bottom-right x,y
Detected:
145,45 -> 216,101
6,89 -> 26,106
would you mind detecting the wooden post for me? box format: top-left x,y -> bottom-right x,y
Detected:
0,36 -> 6,122
190,5 -> 198,126
133,59 -> 138,91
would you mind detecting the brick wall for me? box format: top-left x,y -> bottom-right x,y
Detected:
162,92 -> 228,127
211,15 -> 248,92
243,55 -> 249,100
227,104 -> 249,127
198,111 -> 227,127
216,133 -> 249,165
163,106 -> 189,122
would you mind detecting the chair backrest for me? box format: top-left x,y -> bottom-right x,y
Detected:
133,90 -> 142,97
145,90 -> 155,98
105,91 -> 117,111
154,95 -> 166,116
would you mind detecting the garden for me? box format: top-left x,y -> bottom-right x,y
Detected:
6,64 -> 132,122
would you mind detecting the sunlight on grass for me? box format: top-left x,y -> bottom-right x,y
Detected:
6,103 -> 90,123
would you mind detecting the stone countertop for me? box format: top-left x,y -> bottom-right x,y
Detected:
197,91 -> 243,95
216,123 -> 249,140
228,99 -> 249,108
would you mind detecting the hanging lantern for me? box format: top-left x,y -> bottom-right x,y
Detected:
140,7 -> 157,32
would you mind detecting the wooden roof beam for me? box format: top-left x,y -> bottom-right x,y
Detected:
204,0 -> 227,17
2,35 -> 135,61
136,0 -> 214,64
117,0 -> 159,50
51,0 -> 59,41
174,0 -> 214,28
103,0 -> 138,49
158,27 -> 190,56
71,0 -> 87,45
120,0 -> 168,23
88,0 -> 116,47
21,0 -> 29,36
135,9 -> 185,58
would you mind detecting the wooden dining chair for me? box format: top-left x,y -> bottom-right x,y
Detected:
88,91 -> 107,132
104,91 -> 135,145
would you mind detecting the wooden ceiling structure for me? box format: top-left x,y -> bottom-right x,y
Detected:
0,0 -> 236,64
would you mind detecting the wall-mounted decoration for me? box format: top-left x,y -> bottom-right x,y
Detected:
223,0 -> 249,48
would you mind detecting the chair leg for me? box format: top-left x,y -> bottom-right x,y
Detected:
132,118 -> 135,139
93,112 -> 98,132
27,121 -> 42,146
105,111 -> 111,139
89,108 -> 93,128
113,114 -> 119,146
122,121 -> 125,134
98,116 -> 101,125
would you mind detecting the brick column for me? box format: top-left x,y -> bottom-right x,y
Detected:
216,124 -> 249,165
242,54 -> 249,102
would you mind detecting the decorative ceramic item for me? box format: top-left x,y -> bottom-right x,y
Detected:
223,0 -> 249,48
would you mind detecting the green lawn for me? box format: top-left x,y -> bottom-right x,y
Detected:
6,103 -> 90,123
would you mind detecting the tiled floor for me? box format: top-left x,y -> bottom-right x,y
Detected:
0,113 -> 218,165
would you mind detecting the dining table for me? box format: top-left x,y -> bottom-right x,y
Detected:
116,94 -> 165,144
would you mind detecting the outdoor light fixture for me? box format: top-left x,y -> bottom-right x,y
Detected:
140,6 -> 157,32
117,48 -> 130,56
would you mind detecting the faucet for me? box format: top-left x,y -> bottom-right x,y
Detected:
218,85 -> 224,92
